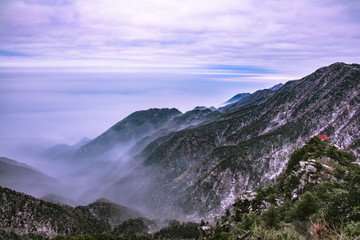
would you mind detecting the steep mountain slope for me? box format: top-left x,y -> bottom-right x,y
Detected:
203,137 -> 360,239
223,84 -> 283,106
40,137 -> 91,161
0,187 -> 144,237
224,93 -> 251,104
74,108 -> 182,160
113,62 -> 360,217
193,106 -> 217,111
86,198 -> 143,228
0,186 -> 109,237
0,157 -> 60,197
40,193 -> 78,207
74,108 -> 221,161
269,83 -> 283,91
220,83 -> 283,112
71,109 -> 222,207
219,89 -> 277,112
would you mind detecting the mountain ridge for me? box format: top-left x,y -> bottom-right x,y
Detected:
0,186 -> 145,237
27,62 -> 360,220
122,62 -> 360,218
0,157 -> 61,197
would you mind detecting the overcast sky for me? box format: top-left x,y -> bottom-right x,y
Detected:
0,0 -> 359,158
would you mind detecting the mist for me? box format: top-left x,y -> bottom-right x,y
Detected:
0,68 -> 278,212
0,70 -> 277,159
0,99 -> 216,218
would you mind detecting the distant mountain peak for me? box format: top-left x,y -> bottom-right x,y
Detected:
193,106 -> 217,111
224,92 -> 251,104
269,83 -> 283,91
74,137 -> 91,146
94,197 -> 113,204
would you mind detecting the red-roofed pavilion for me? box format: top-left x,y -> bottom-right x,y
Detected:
318,134 -> 330,140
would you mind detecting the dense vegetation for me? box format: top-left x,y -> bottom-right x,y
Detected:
0,218 -> 201,240
202,137 -> 360,239
0,186 -> 201,239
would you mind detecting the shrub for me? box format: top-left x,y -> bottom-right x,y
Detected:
261,206 -> 280,228
113,218 -> 150,236
323,188 -> 350,223
290,192 -> 319,221
309,217 -> 334,240
154,220 -> 200,239
345,221 -> 360,238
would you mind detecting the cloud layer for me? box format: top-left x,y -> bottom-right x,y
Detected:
1,0 -> 359,73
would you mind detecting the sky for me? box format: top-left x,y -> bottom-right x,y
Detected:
0,0 -> 359,158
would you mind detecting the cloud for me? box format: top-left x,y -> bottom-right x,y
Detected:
0,0 -> 359,75
1,70 -> 275,159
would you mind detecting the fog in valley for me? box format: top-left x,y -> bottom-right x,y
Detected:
0,101 -> 212,219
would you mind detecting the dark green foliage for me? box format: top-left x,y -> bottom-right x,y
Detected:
239,213 -> 257,231
345,221 -> 360,238
0,187 -> 110,237
115,236 -> 154,240
91,233 -> 117,240
52,236 -> 67,240
86,199 -> 142,228
313,181 -> 333,199
286,147 -> 307,174
283,174 -> 300,197
113,218 -> 151,236
153,220 -> 200,239
251,187 -> 266,212
232,195 -> 252,221
0,230 -> 50,240
65,234 -> 95,240
334,165 -> 347,179
322,188 -> 350,222
261,205 -> 280,228
286,136 -> 325,174
326,146 -> 356,166
0,230 -> 23,240
289,192 -> 319,221
53,234 -> 118,240
314,161 -> 323,171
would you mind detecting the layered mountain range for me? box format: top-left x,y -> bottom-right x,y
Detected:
0,186 -> 143,237
1,62 -> 359,221
0,157 -> 59,197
